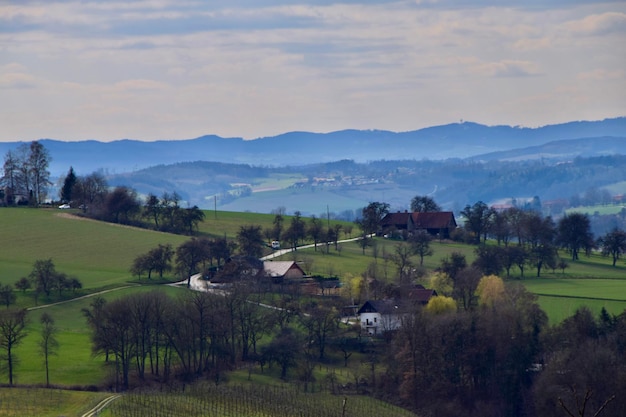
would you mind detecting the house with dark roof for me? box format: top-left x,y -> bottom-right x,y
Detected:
381,211 -> 457,239
381,211 -> 414,233
357,300 -> 406,335
357,287 -> 437,335
407,287 -> 438,304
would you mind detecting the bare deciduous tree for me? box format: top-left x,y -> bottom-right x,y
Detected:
39,312 -> 58,387
0,308 -> 28,386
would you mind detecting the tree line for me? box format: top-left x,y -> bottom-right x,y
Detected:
460,202 -> 626,274
356,197 -> 626,279
380,289 -> 626,417
80,286 -> 347,392
58,167 -> 207,235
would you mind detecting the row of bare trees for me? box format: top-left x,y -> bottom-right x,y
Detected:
82,286 -> 351,391
462,206 -> 626,276
131,237 -> 236,285
266,212 -> 350,253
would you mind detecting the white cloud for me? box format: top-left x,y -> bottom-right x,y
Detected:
0,72 -> 41,89
562,11 -> 626,36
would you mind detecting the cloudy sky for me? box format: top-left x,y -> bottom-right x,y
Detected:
1,0 -> 625,142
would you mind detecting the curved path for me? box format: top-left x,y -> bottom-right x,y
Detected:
81,394 -> 123,417
27,285 -> 140,311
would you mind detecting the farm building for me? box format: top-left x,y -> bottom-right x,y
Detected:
381,211 -> 457,238
263,261 -> 306,282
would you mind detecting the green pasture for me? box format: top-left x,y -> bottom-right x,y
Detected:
0,388 -> 109,417
537,296 -> 626,324
522,278 -> 626,300
196,210 -> 278,239
0,208 -> 188,290
522,277 -> 626,324
196,208 -> 355,242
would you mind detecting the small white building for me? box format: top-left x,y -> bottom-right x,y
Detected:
357,288 -> 437,335
357,300 -> 405,335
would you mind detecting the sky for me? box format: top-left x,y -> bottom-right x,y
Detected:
0,0 -> 625,142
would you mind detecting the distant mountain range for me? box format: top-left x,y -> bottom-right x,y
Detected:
1,117 -> 625,215
1,117 -> 624,177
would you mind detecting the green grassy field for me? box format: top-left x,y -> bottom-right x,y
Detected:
522,278 -> 626,323
0,208 -> 188,290
192,206 -> 354,242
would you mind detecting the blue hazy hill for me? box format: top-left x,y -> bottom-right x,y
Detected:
0,117 -> 624,176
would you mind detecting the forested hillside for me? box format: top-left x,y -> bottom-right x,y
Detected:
107,155 -> 626,222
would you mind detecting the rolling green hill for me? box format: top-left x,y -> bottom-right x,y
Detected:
0,208 -> 189,291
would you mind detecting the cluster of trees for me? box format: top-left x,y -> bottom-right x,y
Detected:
81,288 -> 347,392
262,212 -> 350,253
340,239 -> 626,417
1,141 -> 51,206
460,203 -> 626,275
570,186 -> 616,208
131,238 -> 234,285
355,196 -> 625,277
381,288 -> 626,417
142,192 -> 205,234
58,167 -> 206,234
9,259 -> 83,306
